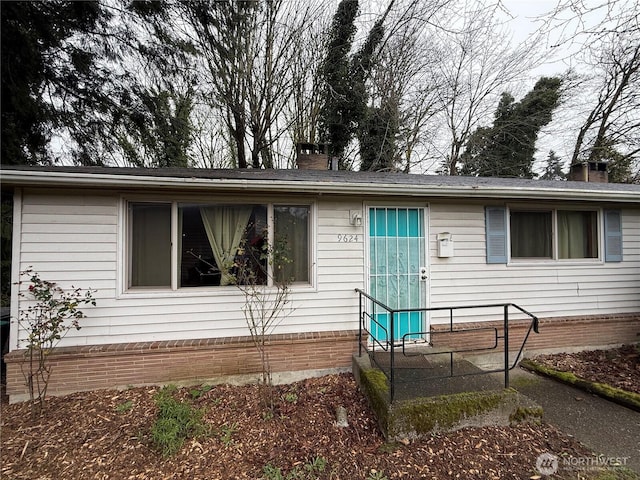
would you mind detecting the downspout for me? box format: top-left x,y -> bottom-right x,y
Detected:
9,188 -> 22,351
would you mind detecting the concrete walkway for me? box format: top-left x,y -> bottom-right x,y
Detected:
510,368 -> 640,474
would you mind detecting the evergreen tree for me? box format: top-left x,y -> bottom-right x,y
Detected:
358,96 -> 400,171
460,77 -> 562,178
319,0 -> 390,170
116,86 -> 195,168
588,137 -> 635,184
1,1 -> 109,165
540,150 -> 566,180
319,0 -> 359,169
1,1 -> 196,167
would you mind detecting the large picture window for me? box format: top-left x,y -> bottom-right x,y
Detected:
127,201 -> 311,290
180,204 -> 267,287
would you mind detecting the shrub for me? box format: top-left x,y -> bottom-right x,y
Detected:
17,268 -> 96,418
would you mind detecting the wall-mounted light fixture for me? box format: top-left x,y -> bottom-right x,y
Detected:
350,210 -> 363,226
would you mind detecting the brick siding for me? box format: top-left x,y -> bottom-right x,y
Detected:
4,330 -> 359,401
5,313 -> 639,402
430,313 -> 640,354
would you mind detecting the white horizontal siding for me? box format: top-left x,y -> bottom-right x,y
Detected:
428,204 -> 640,323
310,199 -> 365,328
14,194 -> 365,349
14,192 -> 120,349
13,190 -> 638,350
18,191 -> 118,284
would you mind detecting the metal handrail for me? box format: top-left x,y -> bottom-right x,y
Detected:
355,288 -> 539,402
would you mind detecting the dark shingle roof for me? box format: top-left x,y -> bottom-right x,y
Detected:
2,165 -> 639,201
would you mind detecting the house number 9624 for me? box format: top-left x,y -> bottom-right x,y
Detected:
337,234 -> 359,243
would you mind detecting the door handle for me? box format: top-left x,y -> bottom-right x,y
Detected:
420,267 -> 428,280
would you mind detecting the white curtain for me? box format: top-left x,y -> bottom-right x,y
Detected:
558,211 -> 596,259
199,206 -> 252,285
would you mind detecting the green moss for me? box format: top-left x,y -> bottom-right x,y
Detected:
389,390 -> 508,436
360,368 -> 391,435
509,374 -> 542,389
521,359 -> 640,412
362,369 -> 389,395
509,406 -> 543,423
356,362 -> 543,440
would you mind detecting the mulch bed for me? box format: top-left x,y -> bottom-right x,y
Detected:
1,373 -> 595,480
533,344 -> 640,395
3,344 -> 639,479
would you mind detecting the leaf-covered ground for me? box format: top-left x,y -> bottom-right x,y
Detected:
533,344 -> 640,394
0,373 -> 602,480
2,345 -> 639,479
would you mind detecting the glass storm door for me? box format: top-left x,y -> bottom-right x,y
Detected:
369,207 -> 427,345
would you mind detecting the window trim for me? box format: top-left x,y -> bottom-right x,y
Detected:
119,197 -> 316,296
604,209 -> 623,262
125,200 -> 173,290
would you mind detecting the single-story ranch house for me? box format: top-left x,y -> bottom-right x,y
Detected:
2,165 -> 639,402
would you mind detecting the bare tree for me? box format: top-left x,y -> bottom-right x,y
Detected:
286,11 -> 329,149
537,0 -> 639,180
367,9 -> 445,172
540,0 -> 639,46
232,235 -> 294,412
569,37 -> 640,175
427,1 -> 545,175
190,104 -> 238,168
181,1 -> 323,169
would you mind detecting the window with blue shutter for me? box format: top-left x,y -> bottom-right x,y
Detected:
604,210 -> 623,262
485,207 -> 507,264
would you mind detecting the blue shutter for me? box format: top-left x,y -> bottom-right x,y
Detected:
485,207 -> 507,264
604,210 -> 623,262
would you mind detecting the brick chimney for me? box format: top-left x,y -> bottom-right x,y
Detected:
568,161 -> 608,183
296,143 -> 336,170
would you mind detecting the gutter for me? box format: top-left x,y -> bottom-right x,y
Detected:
1,169 -> 639,203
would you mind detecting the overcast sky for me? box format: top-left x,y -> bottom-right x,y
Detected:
501,0 -> 602,171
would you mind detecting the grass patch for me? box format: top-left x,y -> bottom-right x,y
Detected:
189,384 -> 212,400
114,400 -> 134,413
151,385 -> 208,457
262,456 -> 328,480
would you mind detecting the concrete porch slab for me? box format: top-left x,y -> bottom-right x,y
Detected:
352,353 -> 542,442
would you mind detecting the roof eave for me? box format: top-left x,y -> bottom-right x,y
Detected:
1,169 -> 638,203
